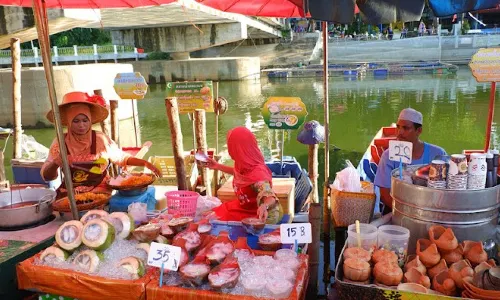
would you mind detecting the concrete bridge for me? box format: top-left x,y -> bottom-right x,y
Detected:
0,0 -> 283,55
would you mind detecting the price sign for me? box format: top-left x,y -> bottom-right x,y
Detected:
469,48 -> 500,82
389,140 -> 413,164
261,97 -> 308,130
280,223 -> 312,244
147,242 -> 181,271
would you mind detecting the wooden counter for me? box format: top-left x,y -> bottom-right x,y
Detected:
217,177 -> 296,219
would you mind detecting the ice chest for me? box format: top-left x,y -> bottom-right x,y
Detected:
11,159 -> 60,189
148,156 -> 198,190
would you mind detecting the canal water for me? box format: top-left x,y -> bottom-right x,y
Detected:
4,68 -> 499,183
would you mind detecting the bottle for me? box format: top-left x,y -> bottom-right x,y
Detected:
491,149 -> 499,186
486,153 -> 494,188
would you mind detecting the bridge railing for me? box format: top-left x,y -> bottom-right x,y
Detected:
0,44 -> 146,66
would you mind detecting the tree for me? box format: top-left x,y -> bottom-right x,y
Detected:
22,28 -> 112,49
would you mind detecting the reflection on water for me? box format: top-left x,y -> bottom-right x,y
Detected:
2,69 -> 498,184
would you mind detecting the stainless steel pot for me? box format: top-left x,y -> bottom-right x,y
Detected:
0,188 -> 56,228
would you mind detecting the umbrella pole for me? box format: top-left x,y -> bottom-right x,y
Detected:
33,0 -> 79,220
321,21 -> 331,294
485,82 -> 496,152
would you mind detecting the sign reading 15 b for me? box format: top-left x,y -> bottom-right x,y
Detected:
389,140 -> 413,164
280,223 -> 312,244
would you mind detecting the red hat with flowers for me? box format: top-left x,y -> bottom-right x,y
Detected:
46,92 -> 109,126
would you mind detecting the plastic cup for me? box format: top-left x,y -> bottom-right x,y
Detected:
377,225 -> 410,266
347,223 -> 378,252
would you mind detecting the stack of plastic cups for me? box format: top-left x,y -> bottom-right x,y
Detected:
427,160 -> 447,189
447,154 -> 468,190
467,153 -> 487,189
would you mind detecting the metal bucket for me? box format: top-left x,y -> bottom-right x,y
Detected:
391,167 -> 500,254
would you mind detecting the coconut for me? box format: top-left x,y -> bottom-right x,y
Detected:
80,210 -> 109,225
73,249 -> 103,272
168,217 -> 193,233
136,243 -> 150,256
108,212 -> 135,239
81,219 -> 115,251
119,256 -> 145,279
40,246 -> 69,262
55,220 -> 84,251
132,223 -> 161,242
155,235 -> 169,244
180,263 -> 211,286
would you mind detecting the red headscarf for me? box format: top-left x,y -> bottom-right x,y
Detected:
227,127 -> 272,187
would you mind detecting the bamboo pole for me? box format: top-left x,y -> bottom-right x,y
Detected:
308,144 -> 319,204
11,38 -> 22,160
110,100 -> 119,145
132,100 -> 141,147
165,98 -> 187,190
307,202 -> 321,298
93,89 -> 111,137
194,109 -> 211,197
322,21 -> 331,293
213,82 -> 220,194
33,0 -> 78,220
485,82 -> 496,152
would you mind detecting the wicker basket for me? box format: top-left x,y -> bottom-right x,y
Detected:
52,193 -> 111,212
330,181 -> 376,227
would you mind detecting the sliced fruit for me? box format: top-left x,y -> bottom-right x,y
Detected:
40,246 -> 68,262
180,263 -> 211,286
73,249 -> 102,272
55,220 -> 84,251
132,223 -> 161,242
80,210 -> 109,225
168,217 -> 193,233
155,235 -> 169,244
82,219 -> 115,251
136,243 -> 151,256
108,212 -> 135,239
118,256 -> 145,279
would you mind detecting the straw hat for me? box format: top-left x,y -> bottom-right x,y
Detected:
46,92 -> 109,126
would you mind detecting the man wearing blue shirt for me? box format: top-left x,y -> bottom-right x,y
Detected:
374,108 -> 446,212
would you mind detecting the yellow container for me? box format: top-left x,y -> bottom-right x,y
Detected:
148,156 -> 198,190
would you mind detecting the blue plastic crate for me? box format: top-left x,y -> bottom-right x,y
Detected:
11,160 -> 60,189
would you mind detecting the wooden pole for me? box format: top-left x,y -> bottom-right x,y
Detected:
132,99 -> 141,147
308,144 -> 319,204
307,203 -> 321,298
110,100 -> 120,146
11,38 -> 22,159
165,98 -> 187,190
485,82 -> 496,152
214,82 -> 220,194
93,89 -> 111,137
194,109 -> 211,197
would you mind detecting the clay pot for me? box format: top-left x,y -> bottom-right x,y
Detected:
462,240 -> 488,267
372,249 -> 398,265
433,270 -> 457,296
442,244 -> 464,265
448,259 -> 474,289
475,259 -> 497,274
397,283 -> 428,294
404,268 -> 431,289
417,239 -> 441,268
343,258 -> 371,282
405,255 -> 427,275
428,259 -> 448,280
428,225 -> 458,252
344,247 -> 371,262
373,261 -> 403,286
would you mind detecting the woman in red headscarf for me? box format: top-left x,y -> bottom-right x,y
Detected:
205,127 -> 283,224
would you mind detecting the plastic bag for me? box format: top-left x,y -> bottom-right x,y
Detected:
21,134 -> 49,160
195,195 -> 222,220
332,160 -> 361,192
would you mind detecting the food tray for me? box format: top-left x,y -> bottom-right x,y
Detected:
52,193 -> 111,212
146,253 -> 309,300
106,173 -> 156,191
334,245 -> 471,300
17,252 -> 153,300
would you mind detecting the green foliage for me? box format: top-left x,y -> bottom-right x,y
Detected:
462,19 -> 471,35
146,52 -> 171,60
24,28 -> 112,48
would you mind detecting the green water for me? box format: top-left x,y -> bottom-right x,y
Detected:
3,69 -> 499,184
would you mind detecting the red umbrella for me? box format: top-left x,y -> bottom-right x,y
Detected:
1,0 -> 175,7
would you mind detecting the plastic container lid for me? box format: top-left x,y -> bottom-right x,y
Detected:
377,225 -> 410,241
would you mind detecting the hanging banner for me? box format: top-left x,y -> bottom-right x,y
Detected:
166,81 -> 214,113
262,97 -> 308,130
113,72 -> 148,100
469,48 -> 500,82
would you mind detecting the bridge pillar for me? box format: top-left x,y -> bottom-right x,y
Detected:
111,23 -> 247,53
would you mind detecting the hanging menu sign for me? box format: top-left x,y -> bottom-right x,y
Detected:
166,81 -> 214,113
113,72 -> 148,100
262,97 -> 308,130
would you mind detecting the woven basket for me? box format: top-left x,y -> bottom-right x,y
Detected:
52,193 -> 111,212
330,181 -> 376,227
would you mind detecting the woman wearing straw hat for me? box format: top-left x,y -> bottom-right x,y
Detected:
41,91 -> 160,198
